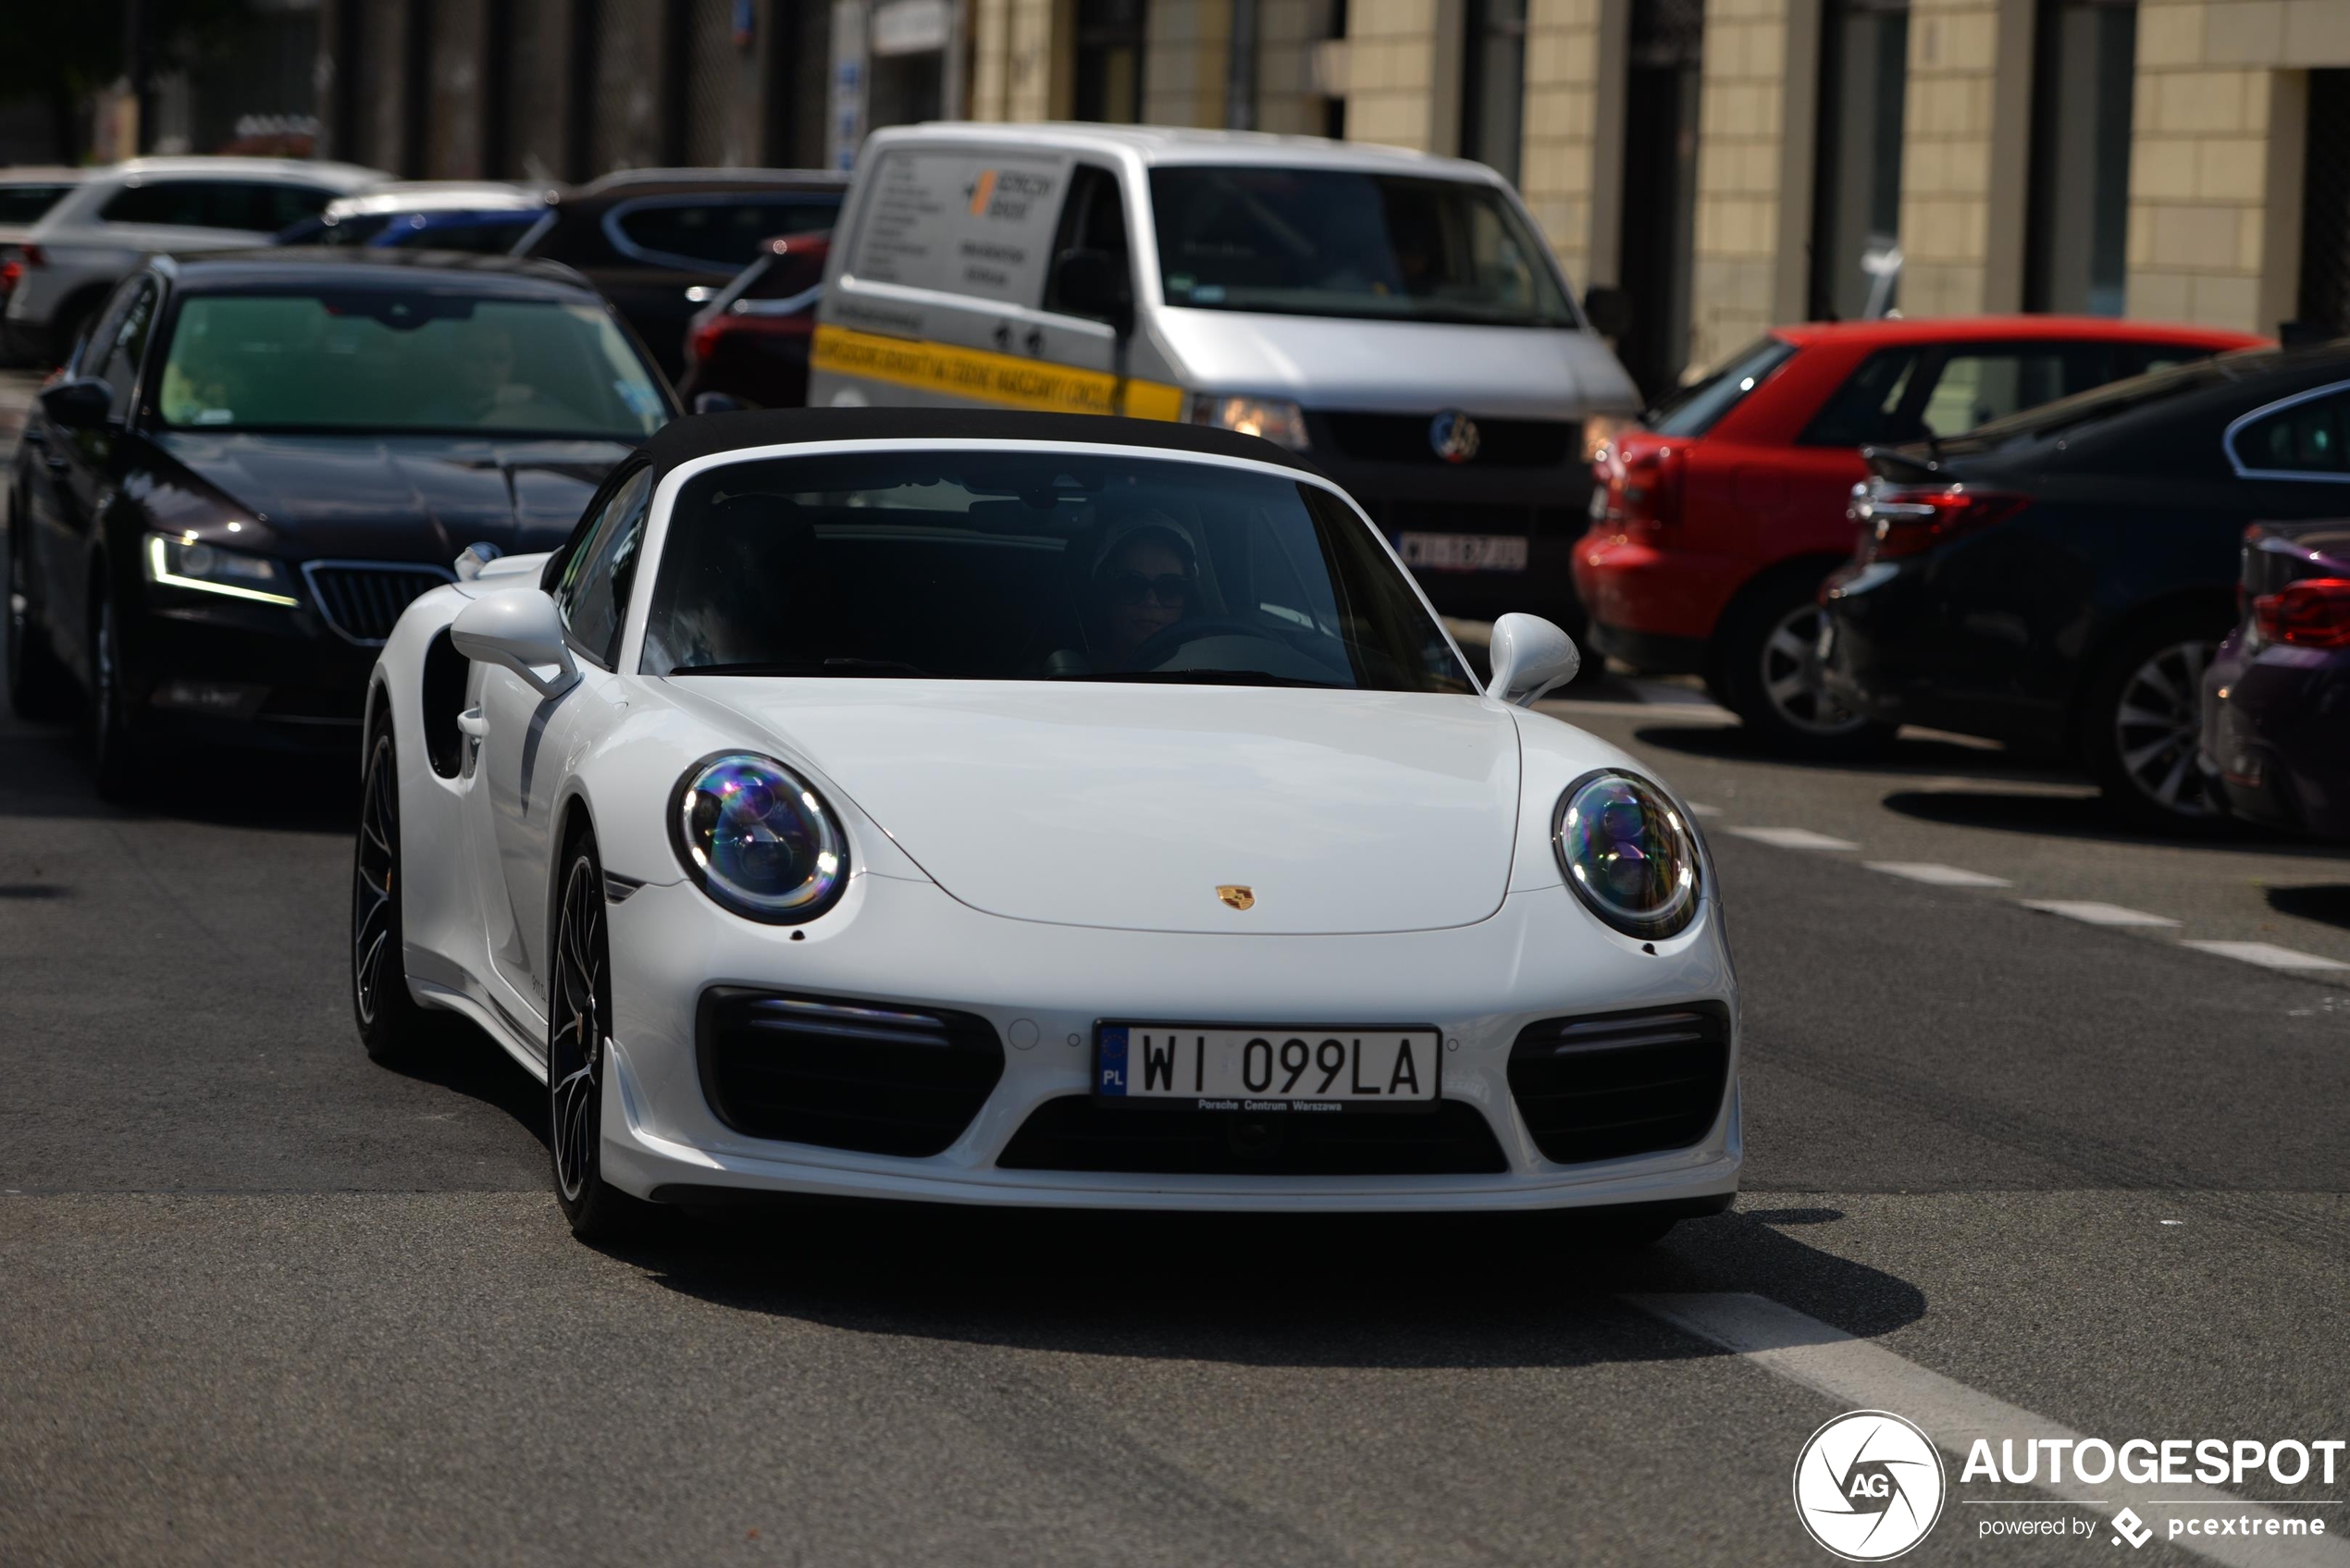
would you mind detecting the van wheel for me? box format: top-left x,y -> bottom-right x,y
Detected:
1716,571 -> 1895,759
2081,618 -> 2230,833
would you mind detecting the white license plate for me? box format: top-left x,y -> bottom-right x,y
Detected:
1095,1025 -> 1441,1110
1397,532 -> 1528,572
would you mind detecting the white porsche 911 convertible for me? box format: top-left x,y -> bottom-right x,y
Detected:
353,410 -> 1738,1241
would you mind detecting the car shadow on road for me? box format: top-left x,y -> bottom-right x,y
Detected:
2267,883 -> 2350,928
1877,785 -> 2338,856
373,1017 -> 552,1148
1630,720 -> 2069,782
0,715 -> 357,830
612,1202 -> 1925,1370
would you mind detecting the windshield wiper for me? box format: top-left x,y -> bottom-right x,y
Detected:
671,658 -> 944,678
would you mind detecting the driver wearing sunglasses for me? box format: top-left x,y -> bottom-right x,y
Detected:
1091,513 -> 1200,671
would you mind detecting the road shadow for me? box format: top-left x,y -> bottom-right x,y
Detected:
612,1200 -> 1925,1371
1629,720 -> 2068,781
0,713 -> 357,831
374,1016 -> 551,1149
1877,785 -> 2334,856
2267,883 -> 2350,929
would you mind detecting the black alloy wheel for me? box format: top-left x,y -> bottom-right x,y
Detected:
549,833 -> 653,1241
2083,622 -> 2229,832
86,584 -> 148,801
352,724 -> 441,1064
6,524 -> 74,720
1716,570 -> 1895,759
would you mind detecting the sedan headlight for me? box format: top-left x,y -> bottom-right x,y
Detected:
143,531 -> 297,606
1189,393 -> 1309,451
671,752 -> 849,923
1552,770 -> 1701,939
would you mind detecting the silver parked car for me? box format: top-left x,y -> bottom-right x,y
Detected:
1,155 -> 387,364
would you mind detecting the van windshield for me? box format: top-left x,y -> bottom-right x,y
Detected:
1149,167 -> 1579,328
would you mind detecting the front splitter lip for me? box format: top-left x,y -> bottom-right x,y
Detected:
600,1041 -> 1742,1213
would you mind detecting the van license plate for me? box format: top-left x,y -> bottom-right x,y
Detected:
1397,532 -> 1528,572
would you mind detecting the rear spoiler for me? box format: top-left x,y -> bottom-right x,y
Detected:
1859,442 -> 1941,484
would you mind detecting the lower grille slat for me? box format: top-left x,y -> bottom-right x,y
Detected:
996,1098 -> 1509,1176
302,562 -> 455,646
1506,1002 -> 1732,1165
697,986 -> 1004,1157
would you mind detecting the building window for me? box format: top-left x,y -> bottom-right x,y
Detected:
2024,0 -> 2136,316
1460,0 -> 1528,186
1075,0 -> 1147,124
1810,0 -> 1910,321
1616,0 -> 1704,400
2298,70 -> 2350,337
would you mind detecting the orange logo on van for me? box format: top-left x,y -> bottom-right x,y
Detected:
968,170 -> 996,215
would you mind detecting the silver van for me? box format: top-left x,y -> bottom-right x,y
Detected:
810,122 -> 1640,629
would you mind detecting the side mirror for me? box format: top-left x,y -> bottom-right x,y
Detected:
692,390 -> 746,414
450,588 -> 579,699
38,377 -> 113,430
1051,247 -> 1133,335
1486,612 -> 1580,706
1582,285 -> 1630,340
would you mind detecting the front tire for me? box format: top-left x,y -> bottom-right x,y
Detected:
2081,618 -> 2230,832
1716,571 -> 1896,759
549,832 -> 654,1241
352,724 -> 444,1065
87,584 -> 150,801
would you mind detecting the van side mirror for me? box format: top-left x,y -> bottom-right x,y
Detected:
1582,286 -> 1630,339
1051,248 -> 1133,335
1486,612 -> 1581,706
450,588 -> 580,699
39,377 -> 113,430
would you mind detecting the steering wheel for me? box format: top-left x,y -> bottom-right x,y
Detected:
1130,617 -> 1289,672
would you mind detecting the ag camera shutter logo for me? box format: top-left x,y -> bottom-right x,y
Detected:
1793,1410 -> 1947,1561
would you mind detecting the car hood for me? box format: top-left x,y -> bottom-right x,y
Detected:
668,680 -> 1525,934
151,432 -> 637,562
1150,309 -> 1640,418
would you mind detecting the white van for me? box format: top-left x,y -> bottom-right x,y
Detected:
810,122 -> 1640,629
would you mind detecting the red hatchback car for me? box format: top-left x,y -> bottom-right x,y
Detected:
1573,317 -> 2263,752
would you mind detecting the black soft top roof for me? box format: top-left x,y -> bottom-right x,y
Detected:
639,408 -> 1322,480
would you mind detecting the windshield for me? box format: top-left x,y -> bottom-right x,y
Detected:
644,452 -> 1474,692
0,183 -> 75,226
1149,167 -> 1578,327
156,291 -> 670,438
1646,335 -> 1799,436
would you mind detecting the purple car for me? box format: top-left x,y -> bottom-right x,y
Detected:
2202,518 -> 2350,839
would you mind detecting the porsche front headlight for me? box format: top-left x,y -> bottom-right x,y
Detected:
143,531 -> 297,606
1552,770 -> 1701,939
671,753 -> 848,923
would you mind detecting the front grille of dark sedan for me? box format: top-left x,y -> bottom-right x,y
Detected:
996,1097 -> 1509,1176
1315,413 -> 1580,467
1506,1002 -> 1731,1165
696,988 -> 1005,1158
302,562 -> 457,646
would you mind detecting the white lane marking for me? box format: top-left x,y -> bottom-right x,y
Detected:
1865,861 -> 2013,888
2180,941 -> 2350,973
1628,679 -> 1725,709
2022,899 -> 2181,928
1626,1293 -> 2350,1568
1726,827 -> 1861,851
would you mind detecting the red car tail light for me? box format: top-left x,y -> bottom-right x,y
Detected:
2254,577 -> 2350,649
1850,486 -> 2028,562
0,259 -> 19,291
18,243 -> 43,267
1595,440 -> 1686,546
689,308 -> 815,366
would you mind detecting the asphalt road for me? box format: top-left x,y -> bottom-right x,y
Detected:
5,370 -> 2347,1567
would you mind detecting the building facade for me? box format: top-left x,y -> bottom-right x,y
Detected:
293,0 -> 2348,394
